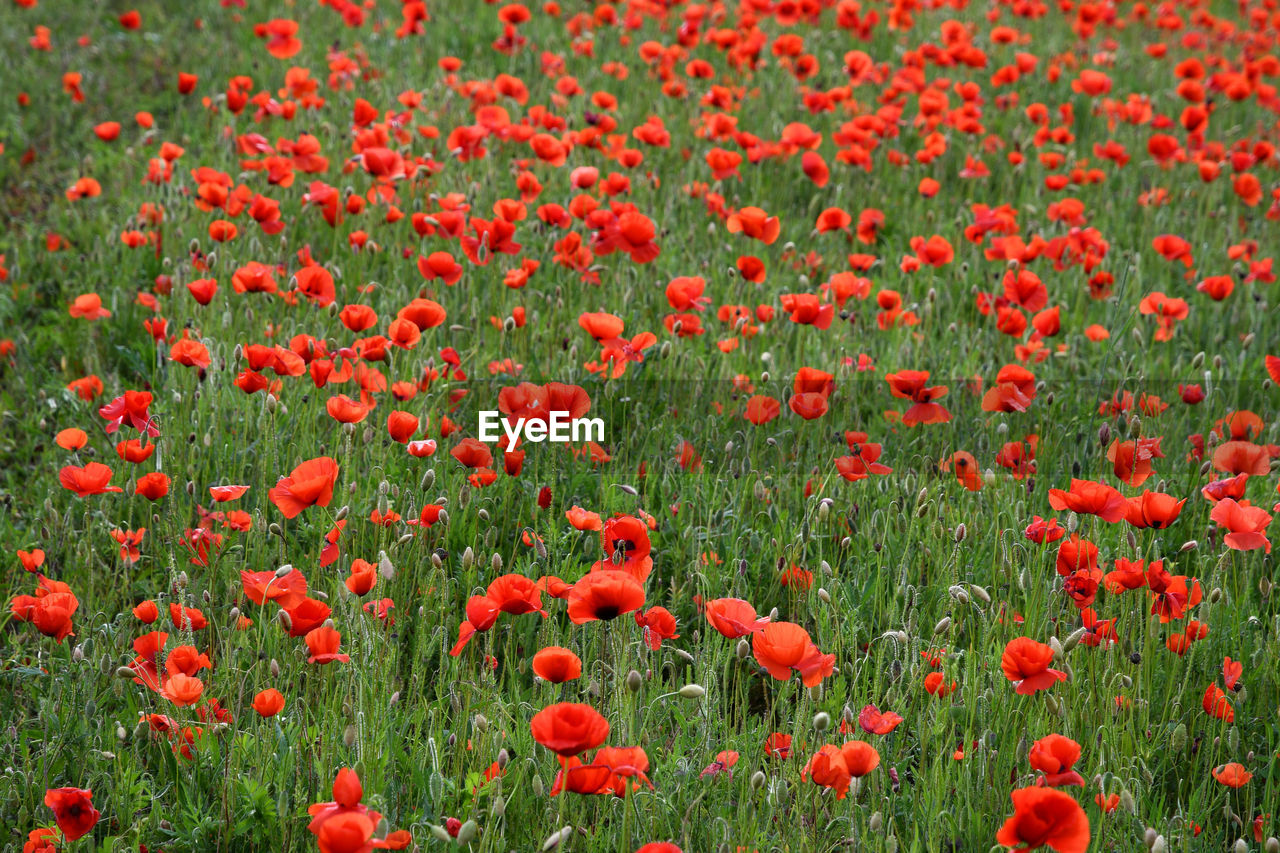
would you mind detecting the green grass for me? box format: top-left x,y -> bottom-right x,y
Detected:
1,0 -> 1278,851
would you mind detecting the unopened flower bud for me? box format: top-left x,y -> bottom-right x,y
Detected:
679,683 -> 705,699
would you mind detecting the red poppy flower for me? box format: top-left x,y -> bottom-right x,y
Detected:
269,457 -> 339,519
530,702 -> 610,757
995,787 -> 1090,853
43,788 -> 99,841
1001,637 -> 1067,695
567,571 -> 645,624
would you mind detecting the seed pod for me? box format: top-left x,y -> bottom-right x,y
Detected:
541,826 -> 573,850
1062,627 -> 1087,652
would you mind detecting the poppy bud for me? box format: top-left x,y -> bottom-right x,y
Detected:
277,609 -> 292,632
229,606 -> 240,622
1234,841 -> 1248,853
421,469 -> 435,490
626,670 -> 643,691
659,340 -> 672,359
970,584 -> 990,604
1210,587 -> 1222,602
115,666 -> 137,679
673,648 -> 695,663
886,836 -> 898,853
343,725 -> 357,748
736,639 -> 750,660
541,826 -> 572,850
869,812 -> 883,833
954,523 -> 966,543
1062,627 -> 1087,652
432,553 -> 444,569
187,479 -> 197,496
269,523 -> 284,538
841,536 -> 852,549
116,724 -> 128,741
817,587 -> 831,603
1170,723 -> 1187,752
428,825 -> 452,843
477,508 -> 490,523
812,712 -> 830,732
679,683 -> 705,699
750,771 -> 766,791
496,749 -> 509,769
1213,354 -> 1223,371
491,796 -> 505,819
462,547 -> 475,570
1266,839 -> 1279,853
1150,835 -> 1166,853
72,644 -> 84,662
455,820 -> 479,846
934,617 -> 951,635
474,714 -> 488,733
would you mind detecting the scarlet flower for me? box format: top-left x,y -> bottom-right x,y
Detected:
1028,734 -> 1084,787
858,704 -> 904,735
1001,637 -> 1067,695
704,597 -> 770,638
59,462 -> 123,497
43,788 -> 99,842
752,622 -> 835,688
634,605 -> 679,650
532,647 -> 582,683
1209,498 -> 1272,553
252,688 -> 286,717
885,370 -> 952,425
1047,479 -> 1127,523
995,787 -> 1090,853
726,206 -> 781,244
530,702 -> 610,757
567,571 -> 645,624
1212,763 -> 1252,788
269,457 -> 339,519
305,626 -> 349,665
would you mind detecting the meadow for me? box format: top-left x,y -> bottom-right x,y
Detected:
1,0 -> 1278,850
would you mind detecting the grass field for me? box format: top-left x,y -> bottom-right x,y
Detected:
1,0 -> 1279,850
